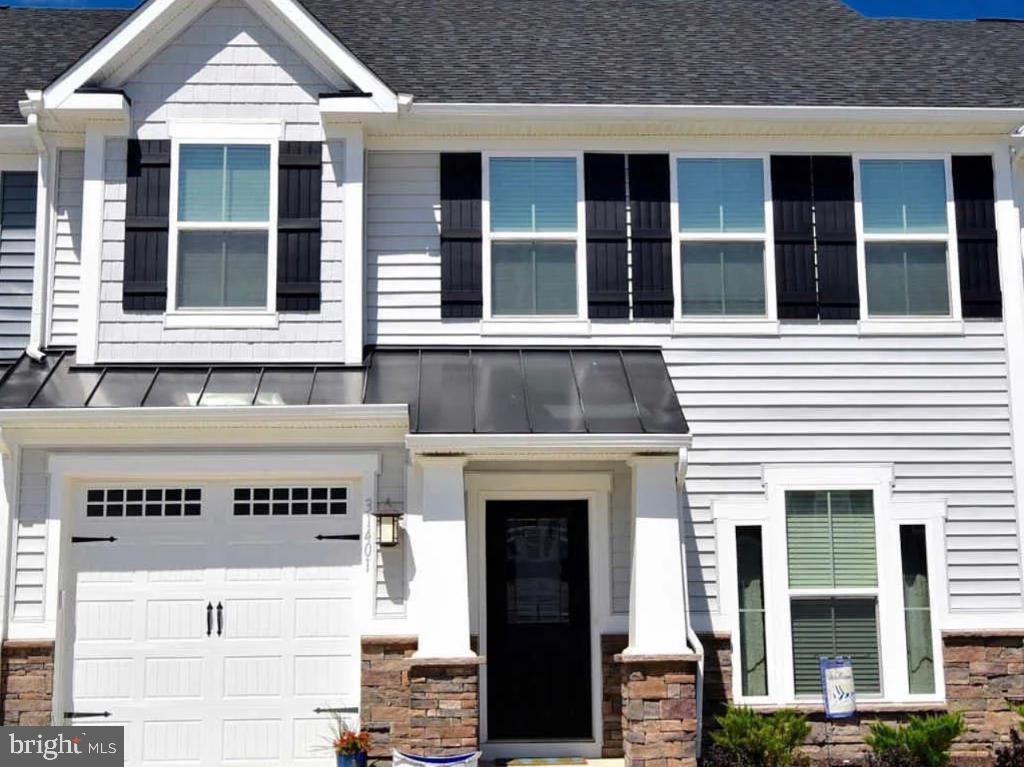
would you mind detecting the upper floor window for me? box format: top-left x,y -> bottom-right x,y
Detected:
859,159 -> 952,317
676,158 -> 768,317
487,156 -> 581,317
172,143 -> 274,310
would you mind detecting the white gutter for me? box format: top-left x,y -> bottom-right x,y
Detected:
406,432 -> 692,457
408,102 -> 1024,127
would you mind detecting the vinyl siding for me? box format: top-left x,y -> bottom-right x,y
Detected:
11,449 -> 48,620
50,151 -> 83,348
365,149 -> 1023,620
93,0 -> 346,363
0,171 -> 37,359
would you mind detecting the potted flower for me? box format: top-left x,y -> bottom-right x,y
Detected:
328,716 -> 372,767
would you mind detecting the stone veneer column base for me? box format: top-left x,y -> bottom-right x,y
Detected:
361,636 -> 482,760
1,640 -> 55,726
616,653 -> 700,767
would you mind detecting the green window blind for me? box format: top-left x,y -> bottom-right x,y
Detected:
490,157 -> 577,232
791,597 -> 881,696
736,526 -> 768,696
786,490 -> 877,588
178,144 -> 270,223
900,525 -> 935,694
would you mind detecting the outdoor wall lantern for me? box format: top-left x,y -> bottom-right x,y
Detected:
374,500 -> 403,548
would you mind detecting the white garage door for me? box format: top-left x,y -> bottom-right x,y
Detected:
67,482 -> 362,766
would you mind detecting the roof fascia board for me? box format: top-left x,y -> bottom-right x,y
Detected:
0,403 -> 409,429
43,0 -> 398,115
406,432 -> 693,458
43,0 -> 204,111
409,102 -> 1024,126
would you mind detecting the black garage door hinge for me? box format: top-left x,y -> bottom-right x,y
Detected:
65,711 -> 112,719
314,534 -> 360,541
71,536 -> 117,543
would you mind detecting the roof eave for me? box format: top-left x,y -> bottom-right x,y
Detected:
408,102 -> 1024,128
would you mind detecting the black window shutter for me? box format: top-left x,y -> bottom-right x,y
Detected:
277,141 -> 322,311
811,156 -> 858,320
439,153 -> 482,319
771,155 -> 816,320
628,154 -> 673,318
771,155 -> 858,321
584,153 -> 628,319
952,155 -> 1001,319
123,139 -> 170,312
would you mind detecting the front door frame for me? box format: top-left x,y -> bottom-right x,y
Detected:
466,471 -> 612,759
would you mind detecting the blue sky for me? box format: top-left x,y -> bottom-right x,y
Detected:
2,0 -> 1023,15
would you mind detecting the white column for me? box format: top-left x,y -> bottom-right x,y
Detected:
339,124 -> 364,365
625,454 -> 689,655
75,124 -> 109,365
408,455 -> 474,658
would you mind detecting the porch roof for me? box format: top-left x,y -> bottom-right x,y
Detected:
0,347 -> 687,435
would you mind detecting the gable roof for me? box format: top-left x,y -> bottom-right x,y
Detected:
0,0 -> 1022,124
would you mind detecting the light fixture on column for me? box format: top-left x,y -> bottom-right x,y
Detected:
373,499 -> 403,548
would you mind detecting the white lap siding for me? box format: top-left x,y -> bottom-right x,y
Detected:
364,149 -> 1023,622
93,0 -> 346,363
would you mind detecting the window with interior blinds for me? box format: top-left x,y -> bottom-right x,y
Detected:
791,598 -> 881,696
786,490 -> 877,588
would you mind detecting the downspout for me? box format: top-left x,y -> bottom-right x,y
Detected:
23,99 -> 48,361
677,446 -> 704,759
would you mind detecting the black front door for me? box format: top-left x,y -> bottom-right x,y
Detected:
485,500 -> 592,740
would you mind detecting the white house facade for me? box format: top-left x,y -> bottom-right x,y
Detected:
0,1 -> 1022,765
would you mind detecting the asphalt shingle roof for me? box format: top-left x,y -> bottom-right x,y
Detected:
0,0 -> 1021,123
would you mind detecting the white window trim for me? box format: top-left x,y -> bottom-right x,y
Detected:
481,150 -> 588,324
165,121 -> 283,328
853,153 -> 964,334
670,152 -> 779,333
714,463 -> 948,708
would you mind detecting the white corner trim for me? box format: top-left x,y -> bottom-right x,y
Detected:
74,127 -> 108,366
405,432 -> 693,458
339,127 -> 366,364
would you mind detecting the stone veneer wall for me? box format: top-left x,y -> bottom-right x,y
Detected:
0,640 -> 55,726
602,635 -> 629,756
360,636 -> 481,759
701,631 -> 1024,766
617,654 -> 700,767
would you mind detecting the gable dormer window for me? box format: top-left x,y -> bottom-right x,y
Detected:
164,123 -> 282,327
484,154 -> 585,318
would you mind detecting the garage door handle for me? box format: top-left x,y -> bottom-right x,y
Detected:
314,707 -> 358,714
216,602 -> 223,636
315,534 -> 360,541
206,602 -> 213,637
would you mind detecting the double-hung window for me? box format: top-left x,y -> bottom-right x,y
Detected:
171,141 -> 275,312
859,159 -> 953,317
786,489 -> 882,697
486,156 -> 581,317
676,158 -> 769,316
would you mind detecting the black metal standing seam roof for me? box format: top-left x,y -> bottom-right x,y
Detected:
0,1 -> 1023,124
0,348 -> 688,435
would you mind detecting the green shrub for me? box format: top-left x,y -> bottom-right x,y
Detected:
993,703 -> 1024,767
864,713 -> 966,767
708,706 -> 811,767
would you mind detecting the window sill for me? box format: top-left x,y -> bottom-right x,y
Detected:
480,318 -> 591,336
742,700 -> 947,714
164,311 -> 279,330
857,318 -> 964,337
673,319 -> 780,337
